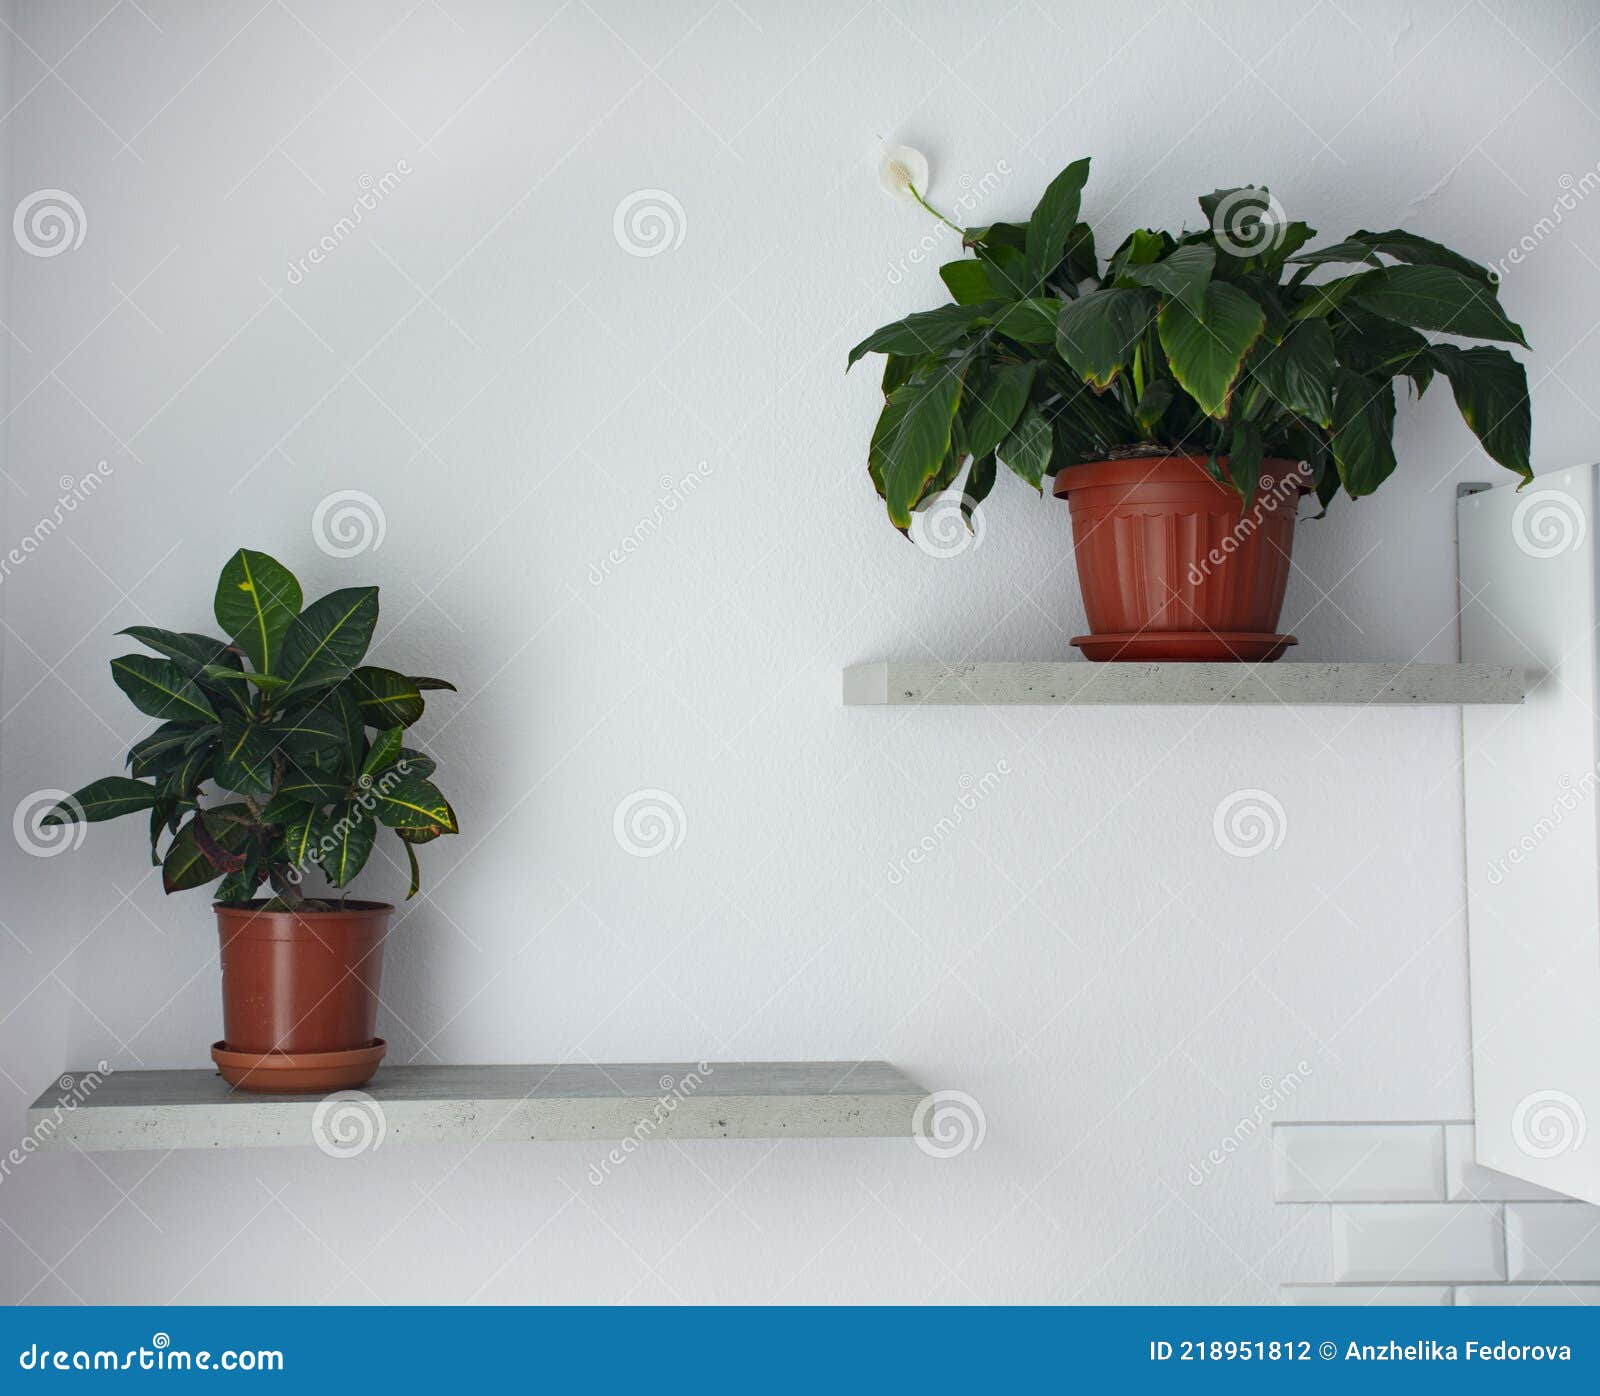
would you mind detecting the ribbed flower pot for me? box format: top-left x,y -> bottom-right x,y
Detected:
1053,452 -> 1311,661
212,900 -> 391,1093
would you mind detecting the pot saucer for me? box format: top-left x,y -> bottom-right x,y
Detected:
210,1038 -> 387,1093
1071,632 -> 1297,663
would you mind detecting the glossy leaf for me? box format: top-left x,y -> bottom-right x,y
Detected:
961,361 -> 1037,459
1055,288 -> 1156,388
871,362 -> 966,529
408,677 -> 457,693
110,655 -> 218,724
161,820 -> 219,893
361,726 -> 405,780
1121,243 -> 1215,319
1349,265 -> 1528,347
315,802 -> 376,887
402,836 -> 422,900
1157,283 -> 1266,419
118,628 -> 239,671
847,303 -> 992,369
213,549 -> 302,676
998,405 -> 1054,491
370,775 -> 458,834
127,722 -> 199,776
1331,369 -> 1398,496
989,298 -> 1063,345
1428,345 -> 1532,483
43,776 -> 157,825
213,714 -> 275,798
352,667 -> 425,728
1247,319 -> 1335,426
939,260 -> 996,305
276,587 -> 379,690
1023,158 -> 1091,290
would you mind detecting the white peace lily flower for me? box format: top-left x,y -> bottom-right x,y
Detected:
877,143 -> 930,204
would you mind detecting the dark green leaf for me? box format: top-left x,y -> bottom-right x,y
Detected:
273,700 -> 351,771
1063,221 -> 1098,283
1105,228 -> 1173,282
352,666 -> 425,728
1121,243 -> 1215,319
962,361 -> 1037,459
1225,419 -> 1264,507
191,809 -> 249,873
1024,158 -> 1091,290
392,748 -> 436,781
128,721 -> 201,776
1248,319 -> 1335,426
847,303 -> 993,368
158,740 -> 216,803
1133,379 -> 1174,432
1350,228 -> 1495,283
1428,345 -> 1532,483
1157,282 -> 1266,419
1331,369 -> 1398,496
1055,288 -> 1157,388
408,676 -> 457,692
279,803 -> 320,871
402,836 -> 422,900
277,587 -> 380,690
1349,265 -> 1528,346
43,776 -> 157,825
872,362 -> 966,528
361,726 -> 405,780
1287,239 -> 1386,271
939,260 -> 996,305
161,819 -> 220,893
989,298 -> 1063,345
213,549 -> 302,677
370,774 -> 458,834
998,405 -> 1054,491
963,452 -> 997,508
118,628 -> 239,671
315,801 -> 376,887
274,769 -> 351,806
214,867 -> 265,905
213,713 -> 275,798
110,655 -> 218,723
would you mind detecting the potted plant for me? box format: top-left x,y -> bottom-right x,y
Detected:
852,152 -> 1533,660
43,549 -> 459,1092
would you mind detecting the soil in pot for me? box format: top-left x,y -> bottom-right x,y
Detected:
214,899 -> 391,1093
1053,452 -> 1311,661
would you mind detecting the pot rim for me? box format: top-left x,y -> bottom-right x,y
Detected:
214,898 -> 394,918
1052,453 -> 1312,499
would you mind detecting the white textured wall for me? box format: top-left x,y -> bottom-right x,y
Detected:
1,0 -> 1596,1304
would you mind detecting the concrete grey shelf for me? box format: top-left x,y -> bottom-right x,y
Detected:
27,1060 -> 930,1153
843,661 -> 1525,707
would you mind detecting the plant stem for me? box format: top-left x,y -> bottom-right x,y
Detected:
910,185 -> 966,240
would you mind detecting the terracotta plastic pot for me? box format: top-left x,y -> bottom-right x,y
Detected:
1053,452 -> 1311,661
214,900 -> 391,1093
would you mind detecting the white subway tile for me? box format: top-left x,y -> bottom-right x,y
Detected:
1332,1204 -> 1505,1282
1444,1125 -> 1568,1201
1455,1285 -> 1600,1306
1274,1125 -> 1445,1202
1506,1203 -> 1600,1282
1281,1284 -> 1450,1306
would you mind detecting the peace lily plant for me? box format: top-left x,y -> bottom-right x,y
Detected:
855,148 -> 1532,524
853,147 -> 1533,663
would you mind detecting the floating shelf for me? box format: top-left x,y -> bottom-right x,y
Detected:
843,661 -> 1524,707
27,1061 -> 930,1153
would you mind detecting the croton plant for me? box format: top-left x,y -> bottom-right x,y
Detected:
851,155 -> 1533,524
45,549 -> 459,907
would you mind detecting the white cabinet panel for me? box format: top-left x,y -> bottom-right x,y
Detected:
1459,468 -> 1600,1205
